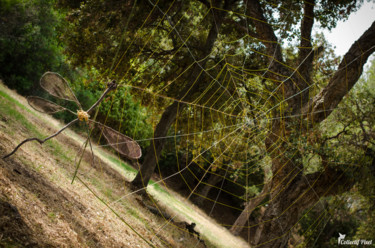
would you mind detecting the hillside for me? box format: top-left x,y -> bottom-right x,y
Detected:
0,81 -> 249,248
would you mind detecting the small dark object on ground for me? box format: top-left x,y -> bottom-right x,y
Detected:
185,222 -> 200,238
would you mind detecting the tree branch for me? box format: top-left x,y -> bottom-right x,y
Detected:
245,0 -> 304,110
297,0 -> 315,91
298,0 -> 315,62
245,0 -> 283,64
321,123 -> 349,145
290,165 -> 354,209
230,181 -> 271,235
303,21 -> 375,124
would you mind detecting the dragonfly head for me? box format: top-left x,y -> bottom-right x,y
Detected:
77,109 -> 90,122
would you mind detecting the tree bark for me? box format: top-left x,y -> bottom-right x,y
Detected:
131,1 -> 231,190
245,0 -> 300,110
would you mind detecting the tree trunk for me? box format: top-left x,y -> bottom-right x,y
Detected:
230,181 -> 270,236
192,172 -> 223,206
131,1 -> 230,190
131,101 -> 180,190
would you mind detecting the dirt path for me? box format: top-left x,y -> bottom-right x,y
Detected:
0,82 -> 249,248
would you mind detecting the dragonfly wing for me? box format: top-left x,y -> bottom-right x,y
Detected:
40,72 -> 82,108
93,121 -> 142,159
27,96 -> 66,114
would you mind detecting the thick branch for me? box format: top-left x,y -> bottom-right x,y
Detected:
290,166 -> 354,209
303,21 -> 375,123
230,181 -> 271,236
245,0 -> 283,64
246,0 -> 302,111
298,0 -> 315,63
297,0 -> 315,91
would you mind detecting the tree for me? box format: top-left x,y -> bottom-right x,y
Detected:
232,0 -> 375,246
295,57 -> 375,247
0,0 -> 64,94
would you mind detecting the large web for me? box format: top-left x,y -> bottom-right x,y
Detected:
31,0 -> 374,247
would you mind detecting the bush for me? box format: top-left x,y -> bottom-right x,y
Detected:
97,84 -> 153,149
0,0 -> 64,94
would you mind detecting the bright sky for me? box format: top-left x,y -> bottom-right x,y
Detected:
322,1 -> 375,56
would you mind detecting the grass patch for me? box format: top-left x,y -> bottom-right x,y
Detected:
104,188 -> 114,199
149,180 -> 170,196
0,90 -> 30,111
1,87 -> 76,166
126,206 -> 141,220
0,239 -> 23,248
47,212 -> 57,221
0,92 -> 40,136
88,177 -> 117,202
45,140 -> 72,164
104,154 -> 137,174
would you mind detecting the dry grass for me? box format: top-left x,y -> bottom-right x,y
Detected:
0,81 -> 249,248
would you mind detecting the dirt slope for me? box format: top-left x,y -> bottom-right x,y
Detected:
0,82 -> 249,248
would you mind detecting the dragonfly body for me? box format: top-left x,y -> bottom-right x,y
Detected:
77,110 -> 90,122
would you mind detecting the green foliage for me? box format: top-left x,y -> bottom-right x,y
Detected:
97,84 -> 153,148
298,196 -> 359,248
315,0 -> 364,30
0,0 -> 65,94
298,58 -> 375,246
59,0 -> 209,98
322,57 -> 375,178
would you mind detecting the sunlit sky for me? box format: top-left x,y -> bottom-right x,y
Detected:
322,1 -> 375,56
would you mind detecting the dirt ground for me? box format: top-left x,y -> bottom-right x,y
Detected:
0,82 -> 212,248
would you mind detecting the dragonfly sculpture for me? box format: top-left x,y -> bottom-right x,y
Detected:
3,72 -> 141,180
